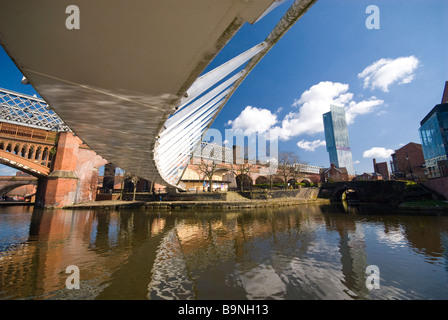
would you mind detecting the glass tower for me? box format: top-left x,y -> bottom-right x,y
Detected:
419,103 -> 448,178
323,105 -> 355,175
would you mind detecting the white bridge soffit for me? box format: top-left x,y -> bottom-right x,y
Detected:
0,0 -> 317,188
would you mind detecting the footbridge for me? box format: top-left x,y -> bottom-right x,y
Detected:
0,0 -> 317,193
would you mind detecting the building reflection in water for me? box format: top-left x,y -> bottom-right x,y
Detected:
0,204 -> 447,300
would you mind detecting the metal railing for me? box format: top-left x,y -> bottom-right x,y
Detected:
0,122 -> 57,144
0,87 -> 71,132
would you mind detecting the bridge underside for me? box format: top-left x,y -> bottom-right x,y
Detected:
0,0 -> 316,188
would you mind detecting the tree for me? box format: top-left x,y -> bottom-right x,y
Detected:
197,159 -> 219,192
278,151 -> 299,188
129,173 -> 140,201
118,170 -> 140,200
290,161 -> 308,188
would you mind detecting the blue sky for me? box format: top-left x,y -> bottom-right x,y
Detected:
1,0 -> 447,176
208,0 -> 448,174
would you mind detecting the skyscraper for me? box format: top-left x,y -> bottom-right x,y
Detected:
323,105 -> 355,175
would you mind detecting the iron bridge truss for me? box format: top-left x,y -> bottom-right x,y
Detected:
0,87 -> 71,132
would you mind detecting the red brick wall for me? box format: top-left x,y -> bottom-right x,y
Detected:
423,176 -> 448,199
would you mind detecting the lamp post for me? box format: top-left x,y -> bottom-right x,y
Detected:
406,152 -> 414,181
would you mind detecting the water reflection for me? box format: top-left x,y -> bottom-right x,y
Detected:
0,204 -> 447,300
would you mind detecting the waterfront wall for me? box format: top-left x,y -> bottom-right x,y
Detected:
423,176 -> 448,200
96,188 -> 319,202
238,188 -> 318,200
118,192 -> 227,202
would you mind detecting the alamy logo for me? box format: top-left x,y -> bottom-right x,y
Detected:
66,5 -> 80,30
65,265 -> 80,289
365,265 -> 380,290
365,5 -> 380,30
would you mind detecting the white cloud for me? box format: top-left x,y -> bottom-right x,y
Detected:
346,97 -> 384,124
362,147 -> 394,159
353,160 -> 361,164
272,81 -> 383,140
297,139 -> 326,152
358,56 -> 419,92
227,81 -> 383,142
228,106 -> 277,135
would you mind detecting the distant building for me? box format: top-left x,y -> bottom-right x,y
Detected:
373,158 -> 390,180
293,163 -> 323,174
353,172 -> 382,181
320,164 -> 349,183
323,105 -> 355,175
419,102 -> 448,178
390,142 -> 426,181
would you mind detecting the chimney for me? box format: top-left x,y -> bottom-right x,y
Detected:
373,158 -> 377,173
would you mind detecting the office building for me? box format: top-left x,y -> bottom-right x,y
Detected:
418,82 -> 448,178
323,105 -> 355,175
419,103 -> 448,178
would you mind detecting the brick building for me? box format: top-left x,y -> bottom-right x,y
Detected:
373,159 -> 390,180
390,142 -> 426,181
353,172 -> 382,181
320,164 -> 349,183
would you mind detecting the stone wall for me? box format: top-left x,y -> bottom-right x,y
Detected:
238,189 -> 303,200
121,191 -> 227,202
319,180 -> 407,204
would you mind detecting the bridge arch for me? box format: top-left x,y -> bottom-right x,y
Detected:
236,174 -> 253,190
0,182 -> 37,197
300,178 -> 312,187
255,175 -> 269,184
272,177 -> 284,184
0,140 -> 54,177
334,187 -> 358,202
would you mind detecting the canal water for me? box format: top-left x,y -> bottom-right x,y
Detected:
0,204 -> 447,300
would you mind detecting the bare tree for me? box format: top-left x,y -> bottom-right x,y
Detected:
129,173 -> 140,201
118,171 -> 140,200
197,159 -> 219,192
278,151 -> 300,188
290,161 -> 308,188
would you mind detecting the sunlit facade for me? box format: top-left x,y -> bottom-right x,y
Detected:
419,103 -> 448,178
323,105 -> 355,175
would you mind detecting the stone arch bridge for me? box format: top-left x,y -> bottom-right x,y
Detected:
0,175 -> 37,197
318,181 -> 407,204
